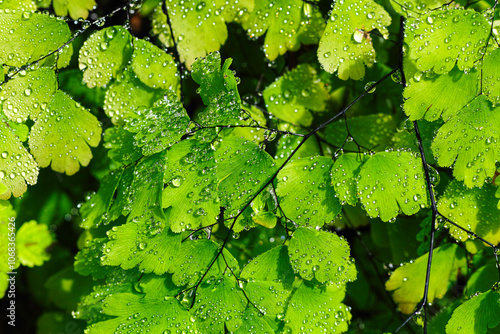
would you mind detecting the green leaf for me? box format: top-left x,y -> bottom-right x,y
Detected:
465,260 -> 499,295
216,137 -> 277,217
192,274 -> 247,333
323,113 -> 397,152
446,290 -> 500,334
16,220 -> 53,267
276,157 -> 341,228
28,90 -> 101,175
103,67 -> 167,125
103,127 -> 142,167
403,67 -> 479,121
0,67 -> 57,122
161,1 -> 249,68
0,0 -> 36,11
263,64 -> 329,127
0,120 -> 38,199
162,140 -> 218,232
107,164 -> 135,222
80,169 -> 123,229
102,223 -> 181,274
0,119 -> 39,200
288,227 -> 356,285
482,48 -> 500,105
192,52 -> 244,129
437,180 -> 500,245
53,0 -> 95,20
75,271 -> 139,325
385,244 -> 467,314
331,153 -> 367,206
241,245 -> 294,283
130,38 -> 180,92
284,281 -> 351,333
79,26 -> 133,88
240,246 -> 294,321
0,11 -> 73,68
74,238 -> 111,278
125,92 -> 190,156
45,267 -> 93,310
86,293 -> 196,333
126,152 -> 167,228
317,0 -> 391,80
407,9 -> 490,74
274,125 -> 320,162
235,308 -> 279,333
356,151 -> 428,221
431,95 -> 500,188
171,239 -> 239,287
243,0 -> 324,60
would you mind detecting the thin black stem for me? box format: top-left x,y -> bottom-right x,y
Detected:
394,15 -> 440,334
162,1 -> 185,101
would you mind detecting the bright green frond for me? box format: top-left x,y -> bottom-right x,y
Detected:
407,9 -> 490,74
276,157 -> 341,228
171,239 -> 239,287
437,180 -> 500,245
482,48 -> 500,105
324,113 -> 397,151
16,220 -> 53,267
103,67 -> 165,125
162,0 -> 244,68
79,26 -> 133,88
125,92 -> 190,156
403,67 -> 479,121
0,11 -> 73,68
163,140 -> 218,232
192,274 -> 247,333
0,120 -> 38,199
390,0 -> 451,17
263,64 -> 329,127
431,95 -> 500,187
446,289 -> 500,334
53,0 -> 95,20
28,90 -> 101,175
216,137 -> 277,217
86,293 -> 195,333
126,152 -> 167,228
103,127 -> 142,167
80,169 -> 123,229
284,281 -> 351,333
0,0 -> 36,11
102,222 -> 181,274
130,38 -> 180,92
356,151 -> 428,221
317,0 -> 391,80
288,227 -> 356,285
331,153 -> 367,206
0,68 -> 57,122
385,244 -> 467,314
243,0 -> 324,60
192,52 -> 244,129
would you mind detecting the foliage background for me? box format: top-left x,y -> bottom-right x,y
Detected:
0,0 -> 499,333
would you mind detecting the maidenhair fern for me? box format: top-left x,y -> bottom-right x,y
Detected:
1,0 -> 500,333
